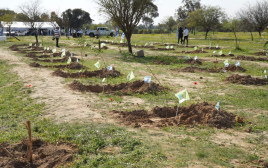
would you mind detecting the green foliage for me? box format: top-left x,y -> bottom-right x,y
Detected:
62,9 -> 92,30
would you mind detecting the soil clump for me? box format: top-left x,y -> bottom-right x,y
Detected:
69,80 -> 165,95
0,139 -> 77,168
112,102 -> 237,128
226,74 -> 268,85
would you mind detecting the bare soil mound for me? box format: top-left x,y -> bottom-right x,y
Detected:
9,45 -> 21,51
204,47 -> 221,50
224,65 -> 246,72
112,102 -> 237,128
150,48 -> 175,51
176,65 -> 246,73
185,58 -> 203,65
52,68 -> 122,78
69,80 -> 165,95
235,55 -> 268,62
255,52 -> 267,56
226,74 -> 268,85
134,45 -> 155,49
153,60 -> 171,65
52,51 -> 72,57
26,53 -> 51,58
211,54 -> 234,57
159,43 -> 178,46
0,139 -> 77,168
178,50 -> 208,54
29,62 -> 85,70
176,67 -> 220,73
34,56 -> 79,63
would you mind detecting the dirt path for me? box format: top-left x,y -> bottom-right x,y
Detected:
0,47 -> 104,123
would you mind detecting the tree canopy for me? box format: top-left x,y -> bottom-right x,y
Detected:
97,0 -> 158,54
62,8 -> 92,30
188,6 -> 225,39
238,0 -> 268,37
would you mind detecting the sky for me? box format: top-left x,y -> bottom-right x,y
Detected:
1,0 -> 256,25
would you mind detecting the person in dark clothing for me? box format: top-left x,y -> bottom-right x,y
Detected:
183,27 -> 189,46
53,27 -> 61,47
178,27 -> 183,44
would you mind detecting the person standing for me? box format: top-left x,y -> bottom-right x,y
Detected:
183,27 -> 189,46
178,27 -> 183,44
54,27 -> 61,47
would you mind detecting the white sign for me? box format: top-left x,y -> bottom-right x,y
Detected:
144,76 -> 151,83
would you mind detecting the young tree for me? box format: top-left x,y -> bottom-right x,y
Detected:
97,0 -> 158,55
223,18 -> 241,49
162,16 -> 177,34
239,14 -> 255,41
188,6 -> 225,39
238,0 -> 268,37
19,0 -> 43,44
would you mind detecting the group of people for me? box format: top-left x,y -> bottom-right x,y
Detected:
178,27 -> 189,45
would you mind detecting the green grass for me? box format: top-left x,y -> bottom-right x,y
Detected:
1,31 -> 268,167
0,60 -> 165,168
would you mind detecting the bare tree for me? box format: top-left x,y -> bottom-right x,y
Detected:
20,0 -> 43,44
238,0 -> 268,37
97,0 -> 158,55
223,18 -> 241,49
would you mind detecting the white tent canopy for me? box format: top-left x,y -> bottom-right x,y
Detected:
0,21 -> 59,35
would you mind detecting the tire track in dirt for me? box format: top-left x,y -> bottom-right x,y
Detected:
0,47 -> 104,123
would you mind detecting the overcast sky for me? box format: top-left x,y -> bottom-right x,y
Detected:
1,0 -> 256,24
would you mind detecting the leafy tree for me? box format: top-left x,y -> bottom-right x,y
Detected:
176,0 -> 201,23
41,13 -> 50,21
15,13 -> 29,21
188,6 -> 225,39
50,11 -> 63,28
142,2 -> 159,29
97,0 -> 158,55
0,13 -> 16,36
162,16 -> 177,34
62,8 -> 92,31
19,0 -> 43,43
238,0 -> 268,37
0,9 -> 16,17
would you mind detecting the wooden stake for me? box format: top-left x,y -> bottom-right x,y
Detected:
25,120 -> 33,163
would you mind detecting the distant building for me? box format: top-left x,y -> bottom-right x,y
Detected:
0,21 -> 59,36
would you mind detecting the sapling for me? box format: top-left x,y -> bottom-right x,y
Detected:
77,35 -> 87,59
213,58 -> 218,70
24,120 -> 33,163
264,41 -> 268,56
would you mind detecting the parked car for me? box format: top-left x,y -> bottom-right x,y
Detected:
86,27 -> 114,37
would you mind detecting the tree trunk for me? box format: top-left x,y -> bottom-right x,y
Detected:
234,31 -> 238,49
126,35 -> 132,55
250,31 -> 254,41
35,33 -> 39,44
259,31 -> 262,37
205,31 -> 208,40
8,26 -> 11,37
